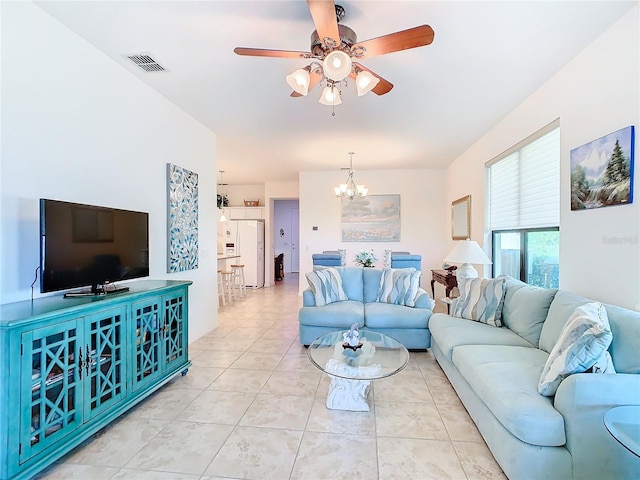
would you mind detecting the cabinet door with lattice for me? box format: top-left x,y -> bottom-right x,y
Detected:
131,298 -> 162,392
19,319 -> 82,463
83,307 -> 127,420
162,291 -> 188,373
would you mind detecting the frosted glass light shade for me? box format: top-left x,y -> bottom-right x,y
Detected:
285,68 -> 310,96
323,50 -> 352,81
319,85 -> 342,105
355,70 -> 380,96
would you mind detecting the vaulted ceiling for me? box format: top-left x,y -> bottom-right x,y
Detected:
35,1 -> 637,185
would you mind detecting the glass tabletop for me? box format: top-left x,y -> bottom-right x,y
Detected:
604,405 -> 640,457
307,330 -> 409,380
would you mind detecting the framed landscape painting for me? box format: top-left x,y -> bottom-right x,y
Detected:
341,194 -> 400,242
570,126 -> 635,210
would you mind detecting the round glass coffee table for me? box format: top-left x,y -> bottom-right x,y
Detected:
307,330 -> 410,412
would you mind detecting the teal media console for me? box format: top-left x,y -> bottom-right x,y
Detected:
0,280 -> 192,480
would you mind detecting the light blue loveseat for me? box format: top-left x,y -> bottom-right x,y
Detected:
298,266 -> 435,349
429,275 -> 640,480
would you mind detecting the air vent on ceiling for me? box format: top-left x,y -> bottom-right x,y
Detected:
126,53 -> 165,72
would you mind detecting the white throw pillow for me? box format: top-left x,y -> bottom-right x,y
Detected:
305,267 -> 348,306
377,268 -> 421,307
451,277 -> 506,327
538,302 -> 614,396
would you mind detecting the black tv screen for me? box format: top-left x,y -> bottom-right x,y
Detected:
40,199 -> 149,295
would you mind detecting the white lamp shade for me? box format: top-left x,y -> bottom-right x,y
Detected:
285,68 -> 310,96
443,239 -> 492,265
322,50 -> 352,81
355,70 -> 380,96
319,85 -> 342,105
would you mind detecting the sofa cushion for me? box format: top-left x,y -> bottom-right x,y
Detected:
451,344 -> 566,447
538,302 -> 614,396
429,314 -> 534,359
539,290 -> 590,353
298,300 -> 364,328
500,275 -> 557,347
377,268 -> 421,307
305,268 -> 348,306
605,303 -> 640,373
364,302 -> 431,329
363,268 -> 382,303
451,277 -> 506,327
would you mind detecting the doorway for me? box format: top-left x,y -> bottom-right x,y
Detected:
273,199 -> 300,275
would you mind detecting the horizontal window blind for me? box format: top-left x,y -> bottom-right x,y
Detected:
489,125 -> 560,230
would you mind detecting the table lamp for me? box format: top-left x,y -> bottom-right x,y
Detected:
443,239 -> 492,282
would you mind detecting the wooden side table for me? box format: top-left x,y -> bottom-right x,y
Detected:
431,270 -> 458,313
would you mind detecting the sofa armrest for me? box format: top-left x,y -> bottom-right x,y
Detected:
554,373 -> 640,478
302,289 -> 316,307
414,288 -> 435,310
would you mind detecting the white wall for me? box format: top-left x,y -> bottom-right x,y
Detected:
446,6 -> 639,309
1,3 -> 219,340
298,169 -> 447,294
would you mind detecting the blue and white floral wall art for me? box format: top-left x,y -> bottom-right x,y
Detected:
167,163 -> 199,272
570,126 -> 635,210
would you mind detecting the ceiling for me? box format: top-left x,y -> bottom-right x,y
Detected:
35,1 -> 636,186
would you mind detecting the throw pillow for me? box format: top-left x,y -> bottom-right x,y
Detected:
538,302 -> 614,396
377,268 -> 421,307
451,277 -> 506,327
305,267 -> 348,306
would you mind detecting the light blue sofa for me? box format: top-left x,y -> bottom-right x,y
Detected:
298,266 -> 435,349
429,276 -> 640,480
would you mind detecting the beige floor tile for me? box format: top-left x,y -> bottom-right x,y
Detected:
63,416 -> 167,467
239,393 -> 314,430
228,351 -> 285,370
372,375 -> 434,403
207,367 -> 272,393
246,337 -> 295,353
164,366 -> 225,391
277,351 -> 320,373
112,469 -> 201,479
376,401 -> 450,440
454,440 -> 508,479
125,421 -> 233,475
306,397 -> 377,436
205,426 -> 303,479
438,402 -> 484,442
36,463 -> 119,479
176,390 -> 256,425
427,377 -> 465,406
377,436 -> 467,480
189,335 -> 221,350
260,369 -> 322,396
131,387 -> 201,421
290,431 -> 378,480
208,336 -> 257,351
190,349 -> 244,368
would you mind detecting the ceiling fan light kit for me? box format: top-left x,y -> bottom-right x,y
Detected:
234,1 -> 434,114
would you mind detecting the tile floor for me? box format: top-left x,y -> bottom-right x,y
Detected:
38,274 -> 506,480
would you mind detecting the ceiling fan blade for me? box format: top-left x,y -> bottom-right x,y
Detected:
291,69 -> 323,97
352,63 -> 394,95
354,25 -> 435,59
234,47 -> 308,59
307,0 -> 340,46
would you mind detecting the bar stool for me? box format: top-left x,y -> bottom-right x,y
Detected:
230,264 -> 246,298
217,270 -> 226,306
219,269 -> 235,304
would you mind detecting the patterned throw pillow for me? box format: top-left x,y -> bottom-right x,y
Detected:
538,302 -> 614,396
377,268 -> 421,307
305,267 -> 348,306
451,277 -> 506,327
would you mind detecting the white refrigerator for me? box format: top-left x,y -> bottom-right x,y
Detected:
224,219 -> 265,288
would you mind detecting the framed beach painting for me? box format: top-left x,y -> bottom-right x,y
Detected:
341,194 -> 400,242
570,126 -> 635,210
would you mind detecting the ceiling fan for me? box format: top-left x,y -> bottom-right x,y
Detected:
233,1 -> 435,108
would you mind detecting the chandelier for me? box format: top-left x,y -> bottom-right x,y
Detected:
334,152 -> 368,200
218,170 -> 228,222
285,24 -> 380,115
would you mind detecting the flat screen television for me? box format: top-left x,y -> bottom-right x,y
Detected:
40,199 -> 149,297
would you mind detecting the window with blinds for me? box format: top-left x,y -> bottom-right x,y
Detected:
488,124 -> 560,229
487,120 -> 560,288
